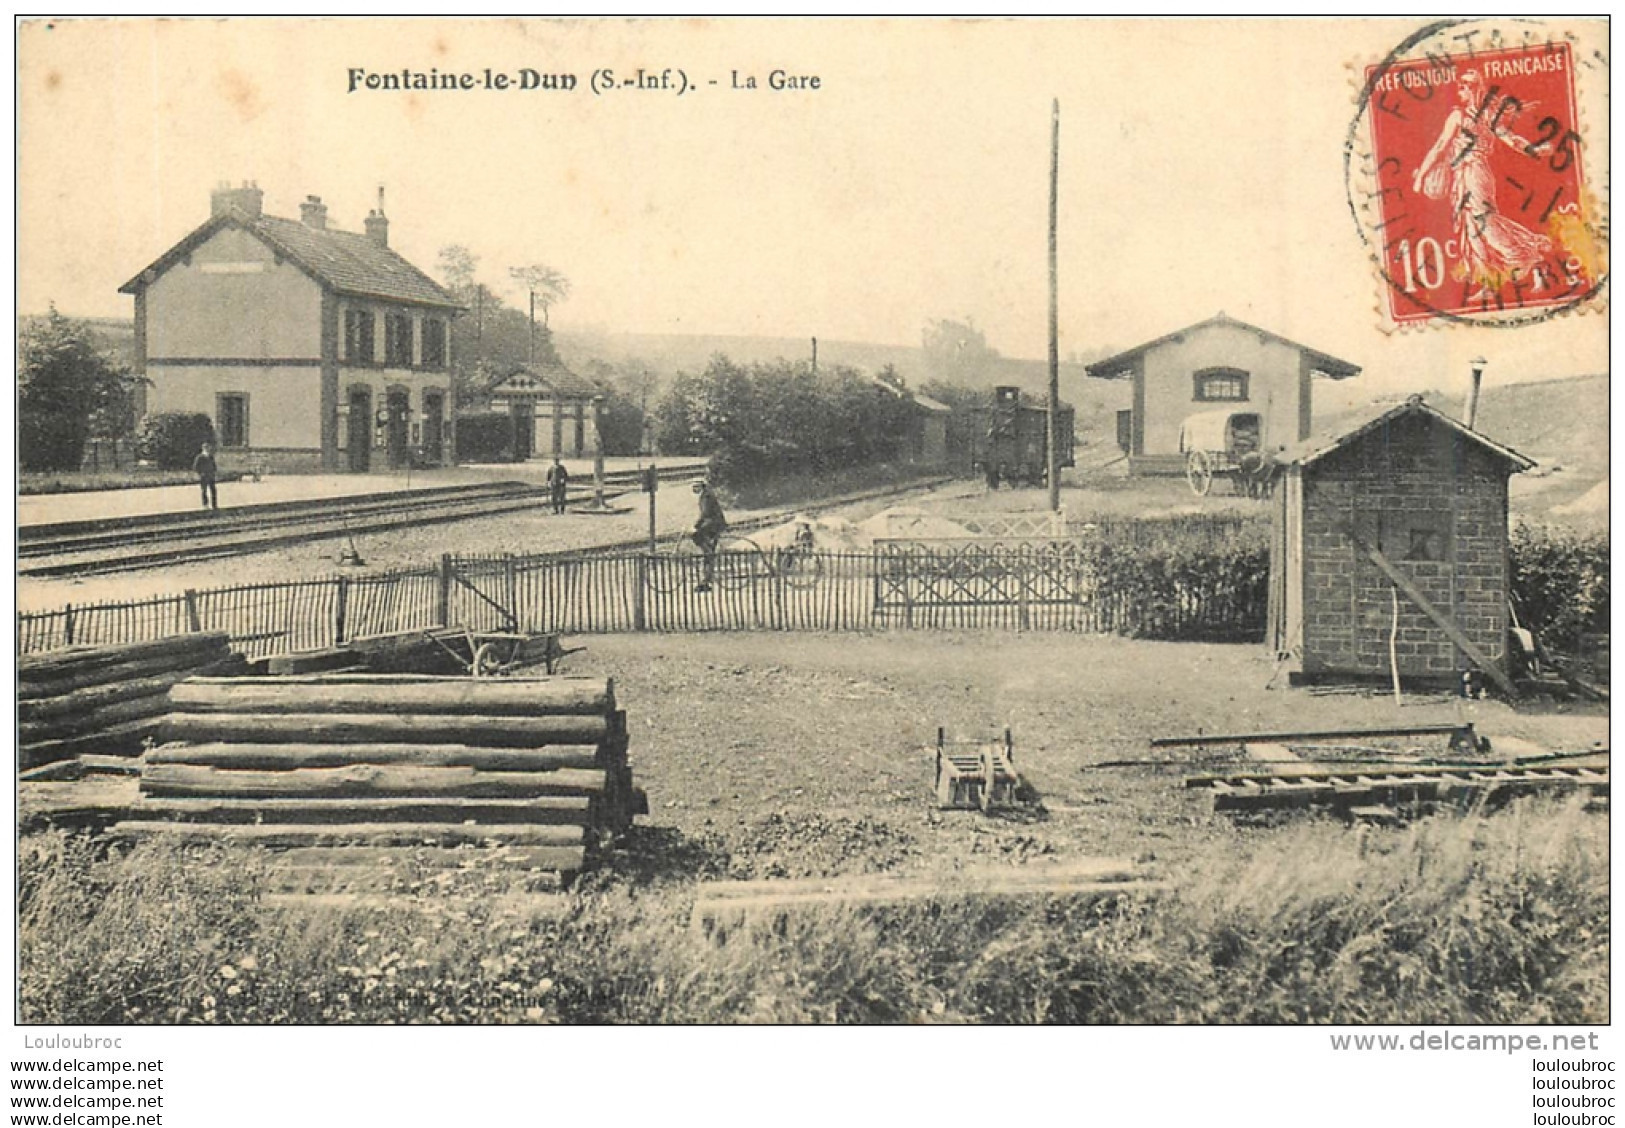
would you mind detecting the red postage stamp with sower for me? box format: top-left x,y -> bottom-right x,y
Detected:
1364,42 -> 1602,324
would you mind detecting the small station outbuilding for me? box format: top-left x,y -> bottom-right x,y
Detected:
1266,395 -> 1534,691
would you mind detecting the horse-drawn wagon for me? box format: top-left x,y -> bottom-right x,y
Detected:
1178,409 -> 1273,497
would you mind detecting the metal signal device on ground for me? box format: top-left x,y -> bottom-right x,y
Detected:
934,727 -> 1021,811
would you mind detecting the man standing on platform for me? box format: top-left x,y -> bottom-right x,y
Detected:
194,441 -> 219,511
546,457 -> 570,515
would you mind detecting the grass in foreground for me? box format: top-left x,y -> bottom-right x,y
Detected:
18,799 -> 1606,1025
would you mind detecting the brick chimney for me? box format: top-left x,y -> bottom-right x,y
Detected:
364,186 -> 389,247
300,195 -> 329,230
210,180 -> 264,219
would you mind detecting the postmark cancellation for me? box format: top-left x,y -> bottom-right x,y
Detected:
1348,22 -> 1608,329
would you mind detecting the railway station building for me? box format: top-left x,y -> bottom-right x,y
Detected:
1086,313 -> 1360,476
120,183 -> 465,473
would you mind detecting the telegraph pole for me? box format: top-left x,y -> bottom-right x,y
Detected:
1047,98 -> 1061,513
591,395 -> 607,509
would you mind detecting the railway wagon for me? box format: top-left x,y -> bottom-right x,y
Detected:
954,386 -> 1076,486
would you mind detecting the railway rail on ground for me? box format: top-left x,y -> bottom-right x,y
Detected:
18,469 -> 953,580
1186,757 -> 1610,815
18,465 -> 710,579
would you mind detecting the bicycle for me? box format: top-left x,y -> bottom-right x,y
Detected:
766,524 -> 824,590
647,532 -> 764,594
646,528 -> 823,594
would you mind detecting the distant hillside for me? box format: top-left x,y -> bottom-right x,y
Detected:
1316,374 -> 1608,526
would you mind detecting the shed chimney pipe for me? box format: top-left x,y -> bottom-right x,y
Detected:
1465,357 -> 1486,430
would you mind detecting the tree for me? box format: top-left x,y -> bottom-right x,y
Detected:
918,379 -> 988,412
436,244 -> 479,293
437,244 -> 493,404
437,244 -> 527,405
651,355 -> 915,488
922,316 -> 1001,385
19,308 -> 144,472
581,357 -> 663,456
508,264 -> 571,365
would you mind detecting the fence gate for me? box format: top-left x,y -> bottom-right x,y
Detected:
873,538 -> 1091,625
441,554 -> 525,634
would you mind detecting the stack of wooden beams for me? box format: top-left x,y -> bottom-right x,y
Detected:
115,675 -> 645,889
18,633 -> 247,770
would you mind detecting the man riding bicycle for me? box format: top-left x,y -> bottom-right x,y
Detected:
691,480 -> 728,592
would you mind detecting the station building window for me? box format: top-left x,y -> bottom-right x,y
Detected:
345,309 -> 376,364
1194,367 -> 1250,402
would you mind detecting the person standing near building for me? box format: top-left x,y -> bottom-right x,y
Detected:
691,479 -> 728,592
546,457 -> 570,515
194,441 -> 219,511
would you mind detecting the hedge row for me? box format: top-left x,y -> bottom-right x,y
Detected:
1510,524 -> 1610,654
1087,527 -> 1270,643
1080,520 -> 1607,653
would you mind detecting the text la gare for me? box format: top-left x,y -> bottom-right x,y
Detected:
733,70 -> 821,90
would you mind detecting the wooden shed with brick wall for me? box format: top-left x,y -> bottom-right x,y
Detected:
1267,395 -> 1533,691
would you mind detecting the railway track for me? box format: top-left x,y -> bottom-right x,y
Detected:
19,465 -> 708,579
524,475 -> 959,561
1186,755 -> 1610,815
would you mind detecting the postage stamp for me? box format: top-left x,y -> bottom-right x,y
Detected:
1348,23 -> 1608,327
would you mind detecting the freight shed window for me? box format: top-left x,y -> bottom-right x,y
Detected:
385,313 -> 414,367
345,309 -> 376,364
1194,368 -> 1250,402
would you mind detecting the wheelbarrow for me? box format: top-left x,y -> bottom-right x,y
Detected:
420,627 -> 570,677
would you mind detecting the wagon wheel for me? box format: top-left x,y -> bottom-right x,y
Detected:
471,641 -> 506,678
1185,451 -> 1214,496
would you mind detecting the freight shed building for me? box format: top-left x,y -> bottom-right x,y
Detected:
1086,313 -> 1360,475
121,183 -> 464,473
1267,396 -> 1533,691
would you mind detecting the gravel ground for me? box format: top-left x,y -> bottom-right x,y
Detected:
562,631 -> 1608,883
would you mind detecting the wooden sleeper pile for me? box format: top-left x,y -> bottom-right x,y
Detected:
117,675 -> 644,889
17,633 -> 247,770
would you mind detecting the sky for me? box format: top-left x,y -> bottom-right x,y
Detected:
16,17 -> 1610,398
